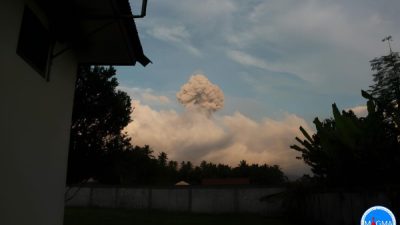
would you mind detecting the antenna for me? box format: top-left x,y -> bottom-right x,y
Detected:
382,35 -> 393,54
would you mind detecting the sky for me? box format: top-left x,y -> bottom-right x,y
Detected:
117,0 -> 400,178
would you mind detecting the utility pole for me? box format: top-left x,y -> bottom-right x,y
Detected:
382,35 -> 393,54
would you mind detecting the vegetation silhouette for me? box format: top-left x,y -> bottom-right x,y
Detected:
369,49 -> 400,127
291,44 -> 400,187
115,149 -> 287,185
260,42 -> 400,225
67,65 -> 133,185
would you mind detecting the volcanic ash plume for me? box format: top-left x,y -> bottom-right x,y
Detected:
176,74 -> 224,115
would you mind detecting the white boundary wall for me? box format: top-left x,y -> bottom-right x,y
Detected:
66,186 -> 286,215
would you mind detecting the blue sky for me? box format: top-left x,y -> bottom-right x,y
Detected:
117,0 -> 400,177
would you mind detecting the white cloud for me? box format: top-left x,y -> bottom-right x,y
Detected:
137,0 -> 400,96
240,0 -> 397,55
226,50 -> 317,84
177,0 -> 237,20
142,93 -> 170,104
224,0 -> 400,90
146,25 -> 202,56
147,25 -> 190,43
161,0 -> 237,32
347,105 -> 368,117
125,101 -> 311,178
227,50 -> 271,71
118,86 -> 171,105
226,50 -> 301,75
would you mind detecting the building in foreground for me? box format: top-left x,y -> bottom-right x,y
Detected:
0,0 -> 149,224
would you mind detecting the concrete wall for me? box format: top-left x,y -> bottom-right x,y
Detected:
0,1 -> 78,225
66,186 -> 400,223
291,192 -> 395,225
66,186 -> 286,214
152,188 -> 191,212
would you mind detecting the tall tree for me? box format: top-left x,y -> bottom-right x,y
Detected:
369,40 -> 400,126
157,152 -> 168,167
66,65 -> 133,185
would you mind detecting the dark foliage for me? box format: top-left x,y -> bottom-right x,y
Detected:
116,153 -> 287,186
369,51 -> 400,128
66,65 -> 132,185
291,50 -> 400,187
291,98 -> 400,186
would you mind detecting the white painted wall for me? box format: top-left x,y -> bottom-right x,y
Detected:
0,0 -> 78,225
66,186 -> 286,215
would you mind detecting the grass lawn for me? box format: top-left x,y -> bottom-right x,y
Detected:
64,207 -> 297,225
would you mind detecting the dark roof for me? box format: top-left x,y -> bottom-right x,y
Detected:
36,0 -> 150,66
115,0 -> 151,66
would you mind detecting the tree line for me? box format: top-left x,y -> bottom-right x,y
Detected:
105,146 -> 286,185
66,66 -> 286,186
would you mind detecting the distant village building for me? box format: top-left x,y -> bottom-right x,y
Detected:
0,1 -> 149,225
202,178 -> 250,186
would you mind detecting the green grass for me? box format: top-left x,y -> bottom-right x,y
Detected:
64,207 -> 297,225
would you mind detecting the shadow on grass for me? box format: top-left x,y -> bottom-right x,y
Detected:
64,207 -> 297,225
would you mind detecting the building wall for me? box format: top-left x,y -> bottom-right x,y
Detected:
0,1 -> 78,225
291,192 -> 394,225
66,186 -> 400,224
66,186 -> 286,215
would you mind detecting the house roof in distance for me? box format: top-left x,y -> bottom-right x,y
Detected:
175,181 -> 190,186
36,0 -> 150,66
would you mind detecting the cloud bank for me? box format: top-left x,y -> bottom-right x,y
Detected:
124,74 -> 311,178
125,101 -> 310,178
348,105 -> 368,117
